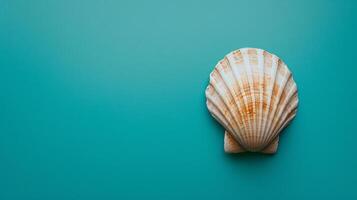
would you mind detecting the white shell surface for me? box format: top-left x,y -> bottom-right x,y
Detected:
206,48 -> 298,153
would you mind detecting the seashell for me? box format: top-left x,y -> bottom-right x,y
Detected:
205,48 -> 298,153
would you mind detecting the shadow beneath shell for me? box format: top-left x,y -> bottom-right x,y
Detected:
222,150 -> 278,173
224,151 -> 275,163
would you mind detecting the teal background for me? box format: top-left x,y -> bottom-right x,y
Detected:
1,0 -> 357,199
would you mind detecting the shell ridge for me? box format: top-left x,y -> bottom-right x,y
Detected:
262,64 -> 292,146
206,86 -> 234,132
275,107 -> 297,135
210,68 -> 247,147
260,51 -> 270,145
224,54 -> 252,145
256,49 -> 265,149
270,84 -> 298,136
206,86 -> 242,141
262,56 -> 281,146
265,74 -> 294,142
228,51 -> 250,142
208,76 -> 240,133
226,52 -> 253,147
242,49 -> 257,146
272,92 -> 298,136
260,54 -> 278,148
237,50 -> 254,144
206,99 -> 236,135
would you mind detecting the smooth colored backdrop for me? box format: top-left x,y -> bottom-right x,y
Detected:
1,0 -> 356,199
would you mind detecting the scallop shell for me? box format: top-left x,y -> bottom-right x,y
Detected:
205,48 -> 298,153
